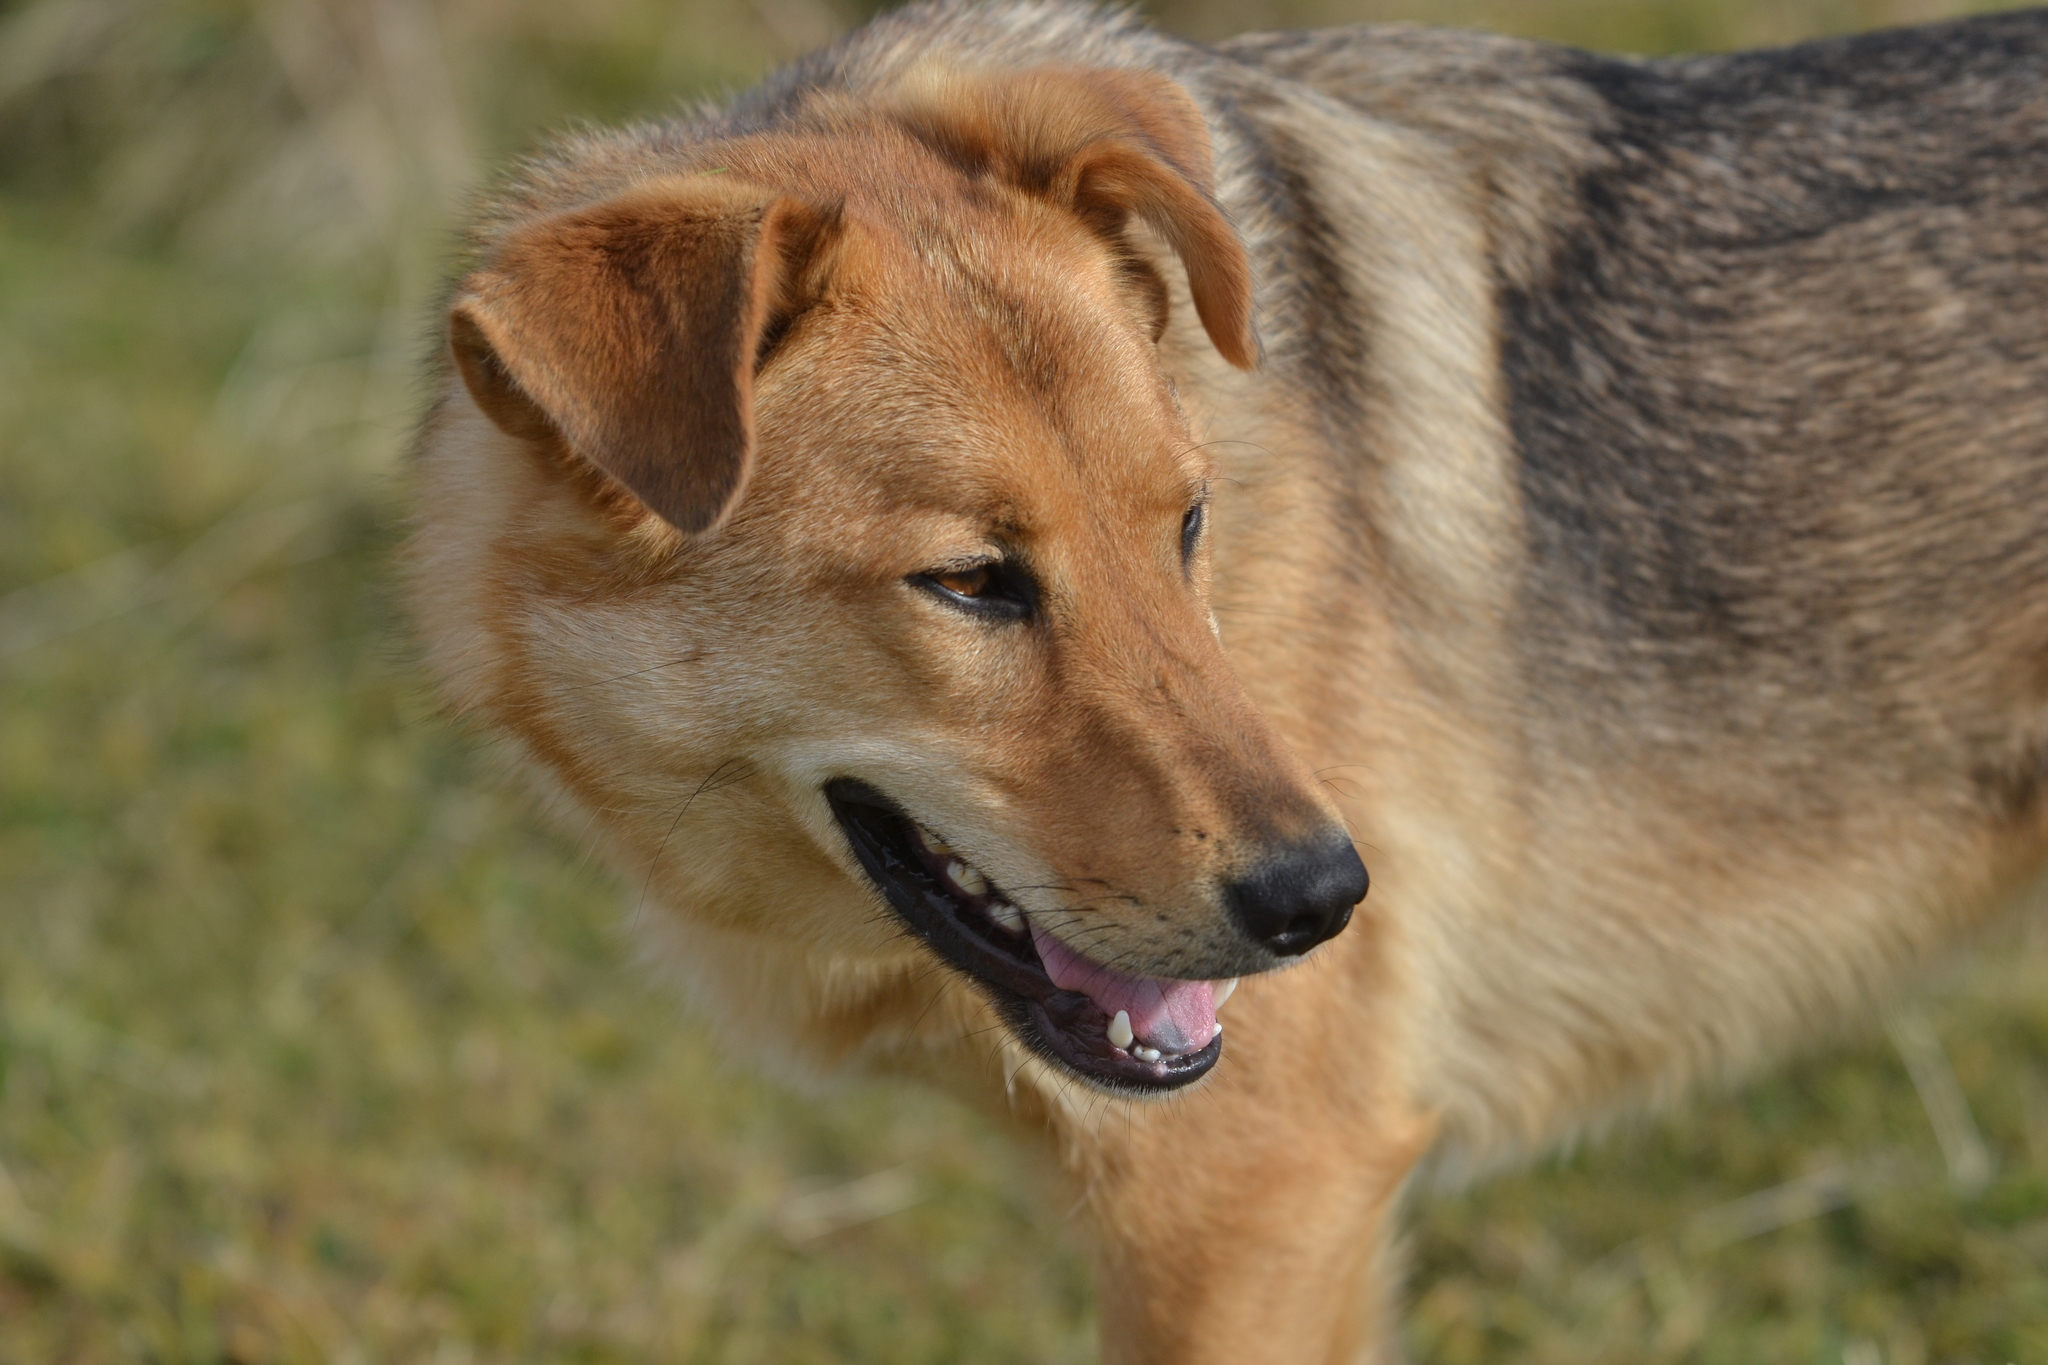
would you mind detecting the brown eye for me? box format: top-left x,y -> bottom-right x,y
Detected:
932,566 -> 991,598
909,560 -> 1037,621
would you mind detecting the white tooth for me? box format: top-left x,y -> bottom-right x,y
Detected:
1107,1010 -> 1135,1050
954,861 -> 991,896
919,824 -> 952,856
986,900 -> 1025,934
1134,1045 -> 1161,1063
1212,977 -> 1238,1010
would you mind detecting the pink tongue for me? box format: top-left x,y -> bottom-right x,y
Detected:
1030,922 -> 1217,1055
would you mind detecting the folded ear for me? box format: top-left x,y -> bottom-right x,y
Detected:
889,65 -> 1257,369
448,176 -> 839,534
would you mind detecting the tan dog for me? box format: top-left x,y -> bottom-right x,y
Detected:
411,2 -> 2048,1359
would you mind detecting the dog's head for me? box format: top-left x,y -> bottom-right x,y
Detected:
420,65 -> 1366,1095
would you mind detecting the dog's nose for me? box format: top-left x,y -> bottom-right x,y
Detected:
1225,831 -> 1368,957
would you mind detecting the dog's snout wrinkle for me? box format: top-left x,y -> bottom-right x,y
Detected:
1225,830 -> 1368,958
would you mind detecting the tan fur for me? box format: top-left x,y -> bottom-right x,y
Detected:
411,6 -> 2048,1360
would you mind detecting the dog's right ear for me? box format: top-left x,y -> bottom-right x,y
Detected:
447,175 -> 839,535
888,64 -> 1258,369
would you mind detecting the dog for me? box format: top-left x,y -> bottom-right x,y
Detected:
409,2 -> 2048,1358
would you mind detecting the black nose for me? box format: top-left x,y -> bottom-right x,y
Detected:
1224,831 -> 1368,957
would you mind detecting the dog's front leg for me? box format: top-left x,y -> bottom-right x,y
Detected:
1067,988 -> 1431,1365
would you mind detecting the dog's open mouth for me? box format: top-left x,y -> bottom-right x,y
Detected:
825,778 -> 1226,1093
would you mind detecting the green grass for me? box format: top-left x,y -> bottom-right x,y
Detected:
1,0 -> 2045,1360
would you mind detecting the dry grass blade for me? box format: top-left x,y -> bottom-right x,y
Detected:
1887,1003 -> 1996,1194
1677,1165 -> 1859,1255
773,1164 -> 927,1243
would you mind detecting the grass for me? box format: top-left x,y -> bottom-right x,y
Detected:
0,0 -> 2044,1360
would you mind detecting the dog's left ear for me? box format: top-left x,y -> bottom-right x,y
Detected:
446,175 -> 841,534
890,65 -> 1258,369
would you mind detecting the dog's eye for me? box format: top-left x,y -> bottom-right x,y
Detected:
1180,501 -> 1207,571
933,566 -> 992,598
910,561 -> 1036,621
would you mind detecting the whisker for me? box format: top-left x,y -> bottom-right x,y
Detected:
567,649 -> 714,692
632,757 -> 755,928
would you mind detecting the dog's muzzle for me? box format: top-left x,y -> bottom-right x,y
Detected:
824,778 -> 1231,1095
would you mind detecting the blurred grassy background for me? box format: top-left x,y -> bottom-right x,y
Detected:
2,0 -> 2045,1360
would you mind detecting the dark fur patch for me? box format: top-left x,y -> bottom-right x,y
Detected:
1496,13 -> 2048,783
1218,91 -> 1372,439
1974,742 -> 2048,825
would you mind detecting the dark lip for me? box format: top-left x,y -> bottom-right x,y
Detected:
824,777 -> 1221,1095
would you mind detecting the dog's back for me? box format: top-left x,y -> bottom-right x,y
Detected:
1250,15 -> 2048,776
